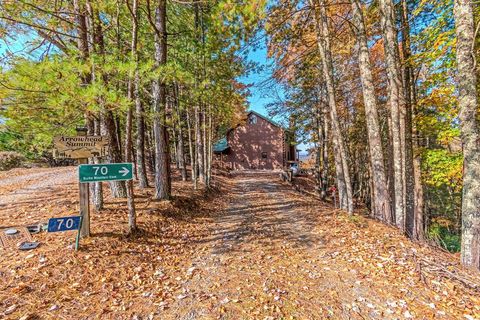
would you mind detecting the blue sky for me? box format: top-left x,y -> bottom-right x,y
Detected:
240,45 -> 274,117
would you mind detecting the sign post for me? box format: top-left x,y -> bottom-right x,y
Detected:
75,127 -> 90,238
52,131 -> 112,244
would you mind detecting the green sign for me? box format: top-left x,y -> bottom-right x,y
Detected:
79,163 -> 133,183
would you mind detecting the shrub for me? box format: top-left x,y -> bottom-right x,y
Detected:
0,151 -> 25,171
427,223 -> 461,253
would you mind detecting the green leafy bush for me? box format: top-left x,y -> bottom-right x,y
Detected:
0,151 -> 25,171
427,222 -> 461,252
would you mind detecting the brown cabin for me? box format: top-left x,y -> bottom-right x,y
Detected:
214,111 -> 297,170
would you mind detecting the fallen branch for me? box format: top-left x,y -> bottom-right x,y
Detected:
420,257 -> 480,293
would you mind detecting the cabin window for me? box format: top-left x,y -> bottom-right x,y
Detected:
248,114 -> 257,125
261,152 -> 267,159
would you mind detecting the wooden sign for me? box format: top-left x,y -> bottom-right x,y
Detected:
53,136 -> 109,159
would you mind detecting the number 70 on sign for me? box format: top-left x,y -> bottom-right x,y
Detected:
48,216 -> 82,232
78,163 -> 133,183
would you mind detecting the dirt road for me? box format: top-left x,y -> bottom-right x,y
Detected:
0,167 -> 75,204
168,174 -> 479,319
0,170 -> 479,319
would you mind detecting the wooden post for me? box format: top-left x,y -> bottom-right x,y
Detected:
77,127 -> 90,238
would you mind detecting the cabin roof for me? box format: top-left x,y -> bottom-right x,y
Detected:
246,110 -> 283,129
213,137 -> 229,153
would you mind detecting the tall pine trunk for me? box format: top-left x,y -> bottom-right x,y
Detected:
104,110 -> 127,198
186,108 -> 197,188
125,0 -> 138,232
93,118 -> 104,210
195,105 -> 205,184
206,107 -> 213,187
135,70 -> 149,188
454,0 -> 480,269
351,0 -> 392,222
152,0 -> 171,200
88,5 -> 126,198
131,0 -> 148,189
174,83 -> 187,181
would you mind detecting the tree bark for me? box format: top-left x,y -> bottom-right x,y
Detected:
379,0 -> 406,229
454,0 -> 480,269
93,117 -> 104,210
351,0 -> 392,222
145,123 -> 155,174
174,83 -> 187,181
73,0 -> 89,61
87,5 -> 126,198
135,70 -> 149,188
74,0 -> 102,210
125,0 -> 138,233
195,105 -> 205,184
207,106 -> 213,187
202,106 -> 208,183
186,107 -> 197,188
152,0 -> 171,200
400,0 -> 420,239
103,110 -> 127,198
311,0 -> 353,213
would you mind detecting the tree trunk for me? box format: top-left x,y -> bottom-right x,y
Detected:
454,0 -> 480,269
125,0 -> 138,232
321,99 -> 329,200
202,106 -> 208,181
351,0 -> 392,222
103,110 -> 127,198
135,70 -> 148,188
412,76 -> 425,240
115,115 -> 123,157
207,107 -> 213,187
152,0 -> 171,200
413,146 -> 424,240
93,117 -> 104,210
186,108 -> 197,188
174,83 -> 187,181
312,0 -> 353,213
195,105 -> 205,184
172,114 -> 179,169
400,0 -> 419,239
131,0 -> 148,188
379,0 -> 406,230
145,123 -> 155,174
88,5 -> 126,198
315,92 -> 328,200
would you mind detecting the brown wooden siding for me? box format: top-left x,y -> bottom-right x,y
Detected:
224,114 -> 284,170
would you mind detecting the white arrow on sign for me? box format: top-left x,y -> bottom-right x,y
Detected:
119,167 -> 130,176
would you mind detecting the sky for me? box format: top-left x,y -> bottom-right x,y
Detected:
239,45 -> 275,117
240,42 -> 311,154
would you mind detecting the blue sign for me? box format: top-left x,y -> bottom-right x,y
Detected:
48,216 -> 82,232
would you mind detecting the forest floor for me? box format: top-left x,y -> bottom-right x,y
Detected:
0,168 -> 479,319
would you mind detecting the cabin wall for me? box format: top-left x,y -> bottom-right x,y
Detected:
225,116 -> 284,170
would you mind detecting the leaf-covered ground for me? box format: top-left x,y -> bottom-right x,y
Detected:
0,168 -> 479,319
